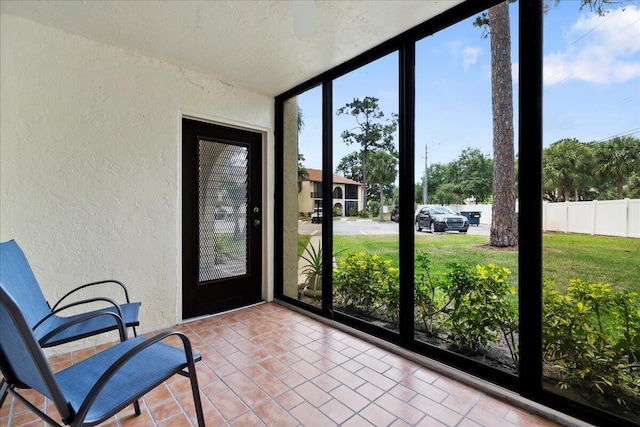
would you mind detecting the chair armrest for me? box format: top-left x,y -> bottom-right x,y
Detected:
38,309 -> 128,347
34,297 -> 125,331
52,280 -> 132,311
76,331 -> 198,423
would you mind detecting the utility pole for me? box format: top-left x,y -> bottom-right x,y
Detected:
422,145 -> 428,205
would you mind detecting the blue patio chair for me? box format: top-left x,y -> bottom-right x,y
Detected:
0,285 -> 206,427
0,240 -> 140,347
0,239 -> 141,407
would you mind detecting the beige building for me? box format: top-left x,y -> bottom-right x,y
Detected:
298,168 -> 364,216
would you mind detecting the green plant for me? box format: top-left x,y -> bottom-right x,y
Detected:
414,251 -> 447,336
443,263 -> 518,362
300,242 -> 346,295
333,251 -> 398,317
543,279 -> 640,404
300,241 -> 323,292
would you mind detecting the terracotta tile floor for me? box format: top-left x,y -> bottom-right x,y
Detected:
1,302 -> 573,427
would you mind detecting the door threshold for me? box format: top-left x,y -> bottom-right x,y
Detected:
182,301 -> 266,323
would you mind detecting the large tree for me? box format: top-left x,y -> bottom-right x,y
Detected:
457,148 -> 494,203
423,149 -> 493,204
335,152 -> 363,183
487,2 -> 518,247
476,0 -> 628,246
424,162 -> 464,205
336,97 -> 398,211
475,2 -> 518,247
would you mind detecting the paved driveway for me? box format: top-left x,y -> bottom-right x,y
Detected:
299,218 -> 490,236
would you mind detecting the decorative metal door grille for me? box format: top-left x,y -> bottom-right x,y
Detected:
198,140 -> 248,283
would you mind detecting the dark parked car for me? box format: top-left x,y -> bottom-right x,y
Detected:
390,205 -> 399,223
414,205 -> 469,233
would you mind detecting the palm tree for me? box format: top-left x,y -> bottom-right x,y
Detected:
543,138 -> 593,201
594,136 -> 640,199
367,150 -> 398,221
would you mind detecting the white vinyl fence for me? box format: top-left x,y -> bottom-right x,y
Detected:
449,199 -> 639,238
542,199 -> 640,238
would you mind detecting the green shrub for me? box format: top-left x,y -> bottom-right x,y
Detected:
543,279 -> 640,403
443,263 -> 518,362
331,247 -> 640,406
333,252 -> 398,319
333,251 -> 518,363
414,251 -> 447,336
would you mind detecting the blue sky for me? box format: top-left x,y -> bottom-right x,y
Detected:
297,1 -> 640,182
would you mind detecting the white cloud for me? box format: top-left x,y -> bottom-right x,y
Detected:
543,6 -> 640,85
447,40 -> 483,71
462,46 -> 483,70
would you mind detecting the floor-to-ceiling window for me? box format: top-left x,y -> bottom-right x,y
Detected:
281,86 -> 325,309
276,1 -> 638,425
413,2 -> 520,377
541,2 -> 640,424
331,53 -> 400,334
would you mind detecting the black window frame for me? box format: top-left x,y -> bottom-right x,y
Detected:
274,1 -> 633,425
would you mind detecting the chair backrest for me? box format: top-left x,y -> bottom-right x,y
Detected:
0,284 -> 74,421
0,240 -> 54,328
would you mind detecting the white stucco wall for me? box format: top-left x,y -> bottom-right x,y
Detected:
0,13 -> 274,351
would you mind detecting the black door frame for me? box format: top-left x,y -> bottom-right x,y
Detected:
182,118 -> 263,319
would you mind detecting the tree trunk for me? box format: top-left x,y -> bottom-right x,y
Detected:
616,175 -> 624,199
489,2 -> 518,247
362,148 -> 368,212
379,183 -> 384,221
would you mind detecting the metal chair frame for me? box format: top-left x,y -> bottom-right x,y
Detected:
0,285 -> 206,427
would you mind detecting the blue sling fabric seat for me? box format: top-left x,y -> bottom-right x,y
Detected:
0,285 -> 206,427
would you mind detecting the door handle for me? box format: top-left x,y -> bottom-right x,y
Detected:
253,219 -> 261,227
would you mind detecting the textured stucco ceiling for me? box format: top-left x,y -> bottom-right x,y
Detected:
0,0 -> 464,96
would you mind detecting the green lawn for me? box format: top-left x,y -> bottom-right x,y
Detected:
542,232 -> 640,292
320,232 -> 640,293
